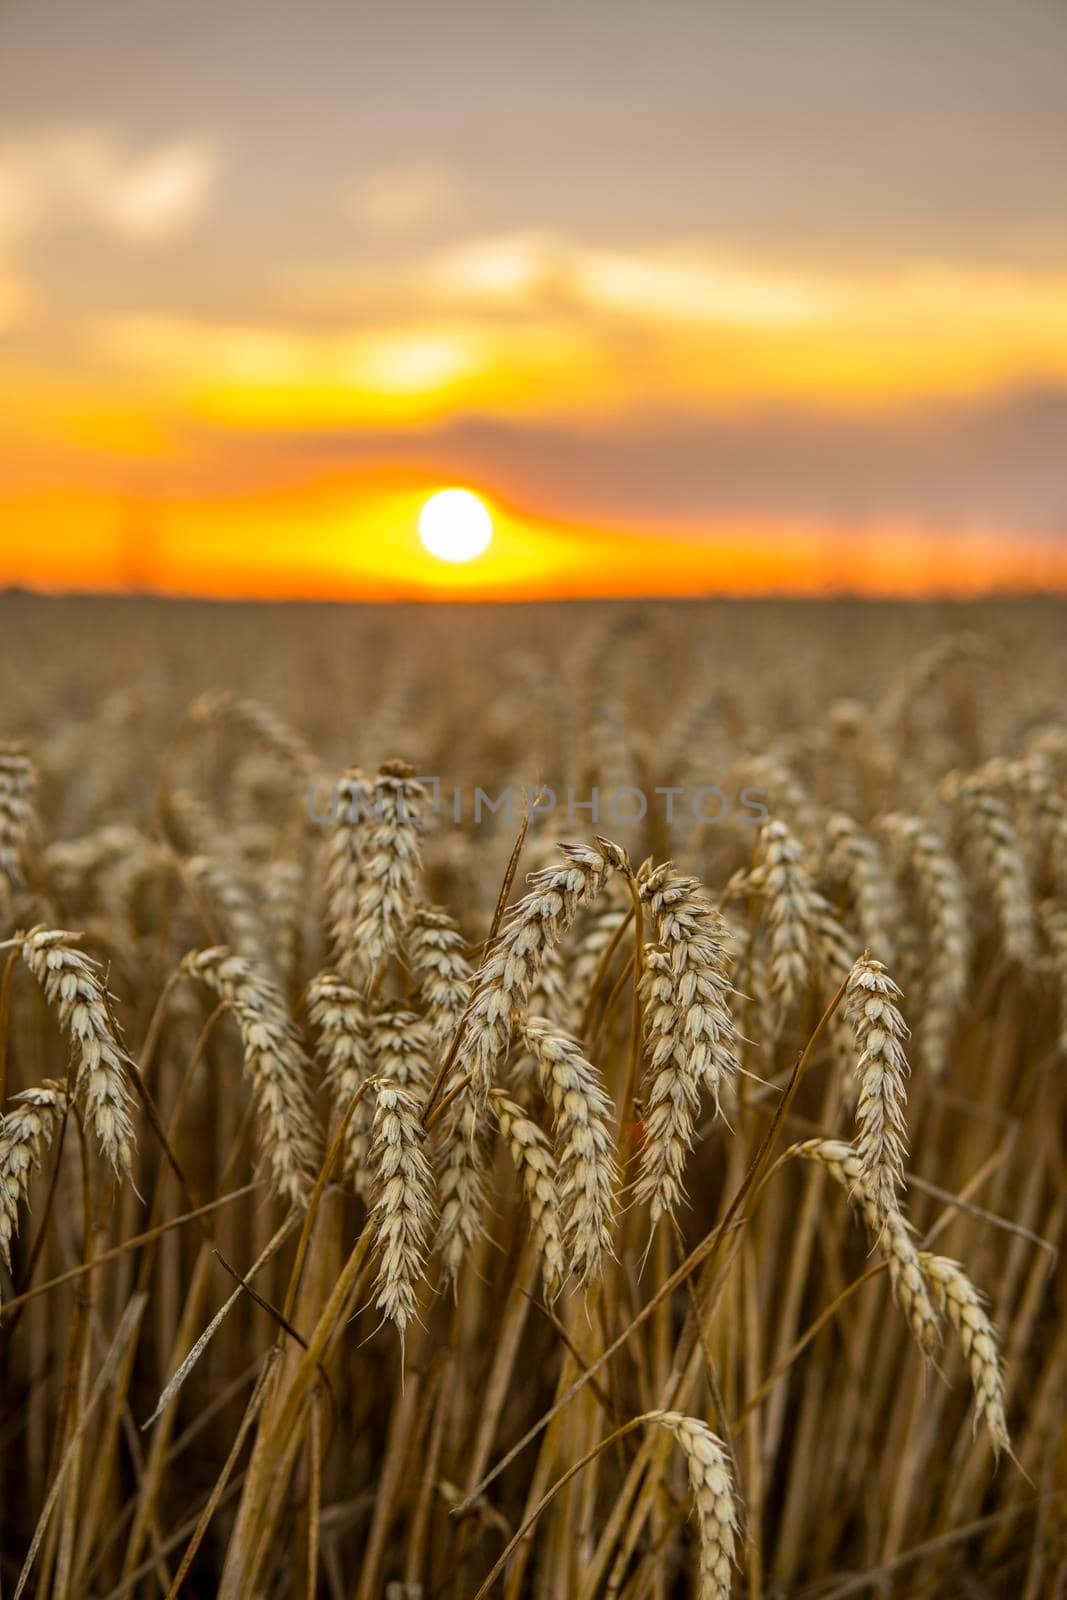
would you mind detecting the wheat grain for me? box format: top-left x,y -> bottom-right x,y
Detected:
186,853 -> 264,961
637,865 -> 740,1112
323,766 -> 375,976
435,1076 -> 487,1290
188,689 -> 319,782
634,865 -> 740,1225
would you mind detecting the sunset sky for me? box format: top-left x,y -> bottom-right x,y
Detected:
2,0 -> 1066,599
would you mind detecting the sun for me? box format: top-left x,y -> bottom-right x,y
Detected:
418,489 -> 493,564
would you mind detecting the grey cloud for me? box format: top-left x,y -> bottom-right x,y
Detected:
188,386 -> 1067,535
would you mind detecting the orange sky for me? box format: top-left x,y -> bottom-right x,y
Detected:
3,1 -> 1067,599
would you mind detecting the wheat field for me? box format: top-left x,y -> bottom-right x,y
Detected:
1,591 -> 1065,1598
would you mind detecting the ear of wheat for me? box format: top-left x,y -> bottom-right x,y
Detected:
753,820 -> 818,1019
435,1076 -> 487,1289
948,774 -> 1034,966
187,689 -> 320,782
845,956 -> 911,1230
306,971 -> 373,1194
457,841 -> 620,1104
183,947 -> 318,1206
20,928 -> 136,1180
407,905 -> 473,1046
920,1252 -> 1010,1455
323,767 -> 375,974
634,865 -> 740,1226
825,813 -> 898,967
0,1083 -> 67,1285
349,761 -> 428,976
524,1017 -> 617,1287
492,1088 -> 565,1296
0,743 -> 36,910
795,1138 -> 941,1356
648,1411 -> 738,1599
369,1083 -> 437,1344
882,814 -> 968,1076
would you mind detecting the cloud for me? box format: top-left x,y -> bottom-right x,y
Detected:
424,233 -> 836,325
0,128 -> 218,241
220,386 -> 1067,537
90,311 -> 493,405
347,162 -> 461,235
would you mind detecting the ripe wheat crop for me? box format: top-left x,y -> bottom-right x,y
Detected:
0,592 -> 1064,1597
